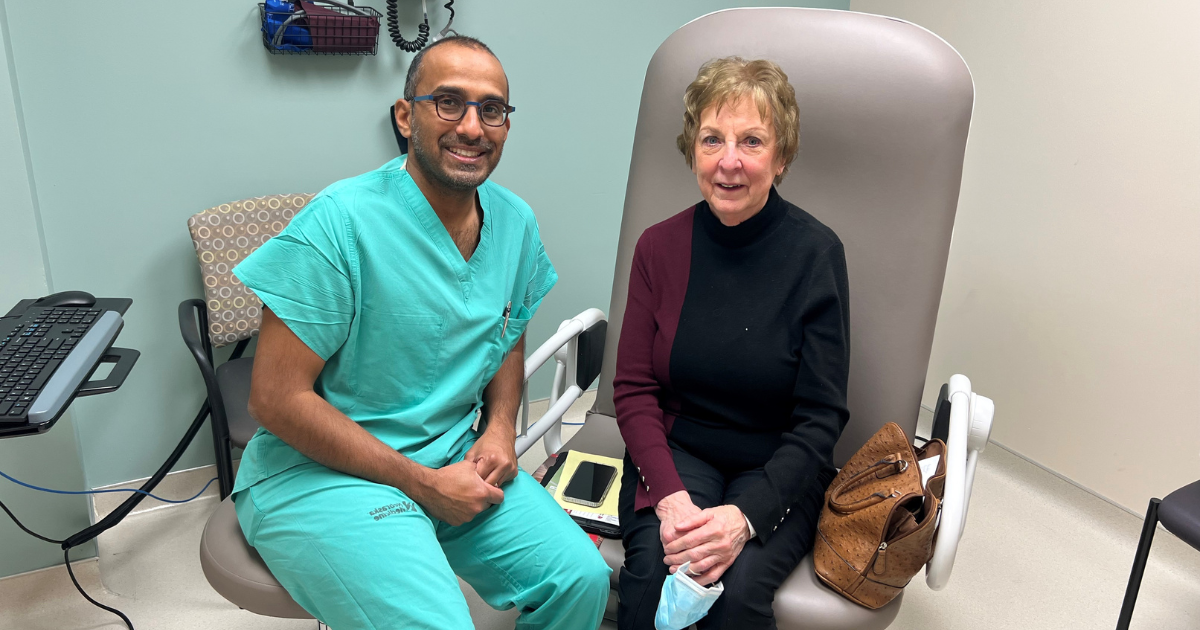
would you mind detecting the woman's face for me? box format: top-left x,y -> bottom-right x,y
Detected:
693,98 -> 784,226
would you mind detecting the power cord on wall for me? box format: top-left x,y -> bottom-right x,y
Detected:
0,401 -> 216,629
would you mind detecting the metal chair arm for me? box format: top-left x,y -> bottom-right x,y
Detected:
515,308 -> 606,457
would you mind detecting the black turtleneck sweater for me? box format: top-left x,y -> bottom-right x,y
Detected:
613,187 -> 851,543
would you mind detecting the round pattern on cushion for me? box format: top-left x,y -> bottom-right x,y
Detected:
187,194 -> 314,347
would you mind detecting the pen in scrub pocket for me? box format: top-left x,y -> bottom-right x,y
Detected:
501,301 -> 512,337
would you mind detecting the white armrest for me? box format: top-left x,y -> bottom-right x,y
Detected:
513,308 -> 606,457
926,373 -> 995,590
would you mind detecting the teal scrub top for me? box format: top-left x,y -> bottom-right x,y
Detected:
230,156 -> 557,494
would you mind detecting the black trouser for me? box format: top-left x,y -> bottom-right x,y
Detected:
617,442 -> 828,630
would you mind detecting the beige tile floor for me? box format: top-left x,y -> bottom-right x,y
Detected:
2,394 -> 1198,630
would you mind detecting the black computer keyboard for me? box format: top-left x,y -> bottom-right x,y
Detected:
0,306 -> 122,426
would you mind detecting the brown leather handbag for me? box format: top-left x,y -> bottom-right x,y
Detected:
813,422 -> 947,609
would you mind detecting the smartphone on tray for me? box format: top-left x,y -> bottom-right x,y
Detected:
562,461 -> 618,508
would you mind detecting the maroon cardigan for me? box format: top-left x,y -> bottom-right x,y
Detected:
612,209 -> 696,511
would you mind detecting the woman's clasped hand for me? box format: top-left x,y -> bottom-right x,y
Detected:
657,491 -> 751,586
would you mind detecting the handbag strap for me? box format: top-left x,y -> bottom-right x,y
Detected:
828,454 -> 909,514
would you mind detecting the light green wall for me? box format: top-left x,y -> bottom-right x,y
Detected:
0,0 -> 846,577
0,1 -> 94,578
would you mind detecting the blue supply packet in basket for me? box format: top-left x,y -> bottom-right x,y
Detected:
655,562 -> 725,630
262,0 -> 313,50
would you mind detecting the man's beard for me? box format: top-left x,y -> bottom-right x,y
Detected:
409,119 -> 501,193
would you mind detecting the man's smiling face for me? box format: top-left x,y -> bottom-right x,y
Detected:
406,43 -> 511,192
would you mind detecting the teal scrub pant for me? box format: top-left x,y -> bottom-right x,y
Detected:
233,440 -> 611,630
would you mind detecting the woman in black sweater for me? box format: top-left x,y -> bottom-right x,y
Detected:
613,57 -> 851,629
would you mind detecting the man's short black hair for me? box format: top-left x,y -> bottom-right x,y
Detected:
402,36 -> 503,101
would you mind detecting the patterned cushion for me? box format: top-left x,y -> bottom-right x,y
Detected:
187,194 -> 315,348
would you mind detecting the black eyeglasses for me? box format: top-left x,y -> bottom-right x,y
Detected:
410,93 -> 515,127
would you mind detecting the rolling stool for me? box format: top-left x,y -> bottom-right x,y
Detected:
199,496 -> 322,626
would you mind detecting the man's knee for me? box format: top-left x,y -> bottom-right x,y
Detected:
572,549 -> 612,600
545,543 -> 610,611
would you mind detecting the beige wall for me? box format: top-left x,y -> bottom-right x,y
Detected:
849,0 -> 1200,512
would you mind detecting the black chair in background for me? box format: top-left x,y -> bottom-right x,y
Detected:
1117,480 -> 1200,629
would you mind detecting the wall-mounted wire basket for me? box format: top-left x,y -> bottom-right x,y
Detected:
260,1 -> 381,55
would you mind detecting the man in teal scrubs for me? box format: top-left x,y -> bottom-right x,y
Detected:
230,36 -> 611,629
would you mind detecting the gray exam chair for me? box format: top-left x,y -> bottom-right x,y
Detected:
554,7 -> 985,629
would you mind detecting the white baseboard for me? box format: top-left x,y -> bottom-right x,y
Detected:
0,555 -> 97,584
920,401 -> 1142,519
987,438 -> 1142,518
91,463 -> 223,522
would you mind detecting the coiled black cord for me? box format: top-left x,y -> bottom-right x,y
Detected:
387,0 -> 430,52
386,0 -> 455,52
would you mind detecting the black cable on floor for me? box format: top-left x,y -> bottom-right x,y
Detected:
2,399 -> 213,629
1,497 -> 134,627
64,547 -> 134,630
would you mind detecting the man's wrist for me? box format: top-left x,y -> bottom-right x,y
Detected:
481,415 -> 516,441
395,460 -> 437,503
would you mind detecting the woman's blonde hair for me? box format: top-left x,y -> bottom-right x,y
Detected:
676,57 -> 800,185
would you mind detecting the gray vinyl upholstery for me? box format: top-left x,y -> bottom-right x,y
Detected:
1160,480 -> 1200,552
572,7 -> 973,628
200,497 -> 313,619
215,357 -> 259,449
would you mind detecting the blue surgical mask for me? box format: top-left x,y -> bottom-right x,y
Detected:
654,562 -> 725,630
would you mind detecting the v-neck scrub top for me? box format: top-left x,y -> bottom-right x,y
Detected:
231,156 -> 557,494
